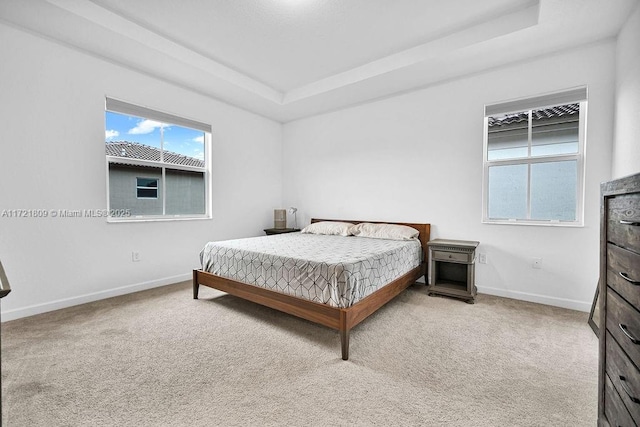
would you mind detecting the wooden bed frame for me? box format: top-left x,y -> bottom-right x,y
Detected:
193,218 -> 431,360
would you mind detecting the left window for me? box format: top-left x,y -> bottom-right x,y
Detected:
105,98 -> 211,221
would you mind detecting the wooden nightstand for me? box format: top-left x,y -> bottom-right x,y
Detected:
427,239 -> 479,304
263,228 -> 300,235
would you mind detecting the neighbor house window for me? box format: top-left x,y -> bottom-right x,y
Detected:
136,178 -> 158,199
482,88 -> 587,226
105,98 -> 211,221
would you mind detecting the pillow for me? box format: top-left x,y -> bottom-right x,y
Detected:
300,221 -> 354,236
349,223 -> 418,240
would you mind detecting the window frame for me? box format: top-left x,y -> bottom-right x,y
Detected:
105,97 -> 212,223
482,90 -> 587,227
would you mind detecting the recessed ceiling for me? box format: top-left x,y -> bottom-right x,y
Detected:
0,0 -> 637,122
90,0 -> 538,91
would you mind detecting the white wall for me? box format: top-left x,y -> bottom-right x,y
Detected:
613,2 -> 640,178
283,41 -> 617,312
0,24 -> 283,321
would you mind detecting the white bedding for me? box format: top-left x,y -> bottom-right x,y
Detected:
199,232 -> 422,308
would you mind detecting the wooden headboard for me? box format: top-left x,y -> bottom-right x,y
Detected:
310,218 -> 431,262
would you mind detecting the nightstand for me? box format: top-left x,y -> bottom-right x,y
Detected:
263,228 -> 300,235
427,239 -> 479,304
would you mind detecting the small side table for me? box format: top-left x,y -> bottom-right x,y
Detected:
427,239 -> 479,304
264,228 -> 300,235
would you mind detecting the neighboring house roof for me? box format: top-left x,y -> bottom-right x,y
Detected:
106,141 -> 204,168
488,103 -> 579,128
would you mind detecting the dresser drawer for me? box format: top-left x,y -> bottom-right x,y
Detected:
606,331 -> 640,423
606,288 -> 640,365
608,194 -> 640,253
605,373 -> 637,427
431,250 -> 472,263
607,243 -> 640,310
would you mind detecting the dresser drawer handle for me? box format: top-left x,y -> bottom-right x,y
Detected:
619,272 -> 640,286
619,375 -> 640,403
619,324 -> 640,344
620,219 -> 640,226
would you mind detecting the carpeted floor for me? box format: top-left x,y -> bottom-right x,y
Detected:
1,281 -> 598,426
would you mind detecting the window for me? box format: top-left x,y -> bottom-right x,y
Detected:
482,88 -> 587,226
105,98 -> 211,221
136,178 -> 158,199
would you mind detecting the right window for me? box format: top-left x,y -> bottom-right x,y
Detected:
483,88 -> 587,226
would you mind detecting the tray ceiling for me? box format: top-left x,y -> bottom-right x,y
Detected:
0,0 -> 637,122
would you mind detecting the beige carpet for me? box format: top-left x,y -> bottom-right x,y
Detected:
1,281 -> 598,426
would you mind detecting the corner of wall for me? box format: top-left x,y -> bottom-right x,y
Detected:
612,2 -> 640,178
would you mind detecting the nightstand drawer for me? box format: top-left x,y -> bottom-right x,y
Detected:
606,331 -> 640,423
605,373 -> 636,427
606,288 -> 640,365
608,243 -> 640,310
608,194 -> 640,253
432,250 -> 472,263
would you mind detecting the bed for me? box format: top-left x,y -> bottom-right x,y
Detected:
193,218 -> 430,360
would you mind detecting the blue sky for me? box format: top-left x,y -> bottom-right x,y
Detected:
105,111 -> 205,160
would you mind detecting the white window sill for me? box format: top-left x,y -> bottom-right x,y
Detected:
107,215 -> 211,223
482,219 -> 584,227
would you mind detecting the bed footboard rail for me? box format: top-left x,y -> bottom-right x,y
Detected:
193,263 -> 425,360
193,269 -> 343,329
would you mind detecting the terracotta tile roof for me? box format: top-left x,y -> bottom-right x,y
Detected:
488,103 -> 579,127
106,141 -> 204,168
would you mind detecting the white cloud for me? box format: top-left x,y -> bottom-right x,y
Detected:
193,135 -> 204,144
128,119 -> 166,135
105,129 -> 119,140
192,149 -> 204,160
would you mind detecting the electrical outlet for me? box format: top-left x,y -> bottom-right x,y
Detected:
132,251 -> 141,262
478,253 -> 487,264
532,257 -> 542,269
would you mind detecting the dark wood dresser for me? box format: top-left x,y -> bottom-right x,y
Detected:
598,172 -> 640,426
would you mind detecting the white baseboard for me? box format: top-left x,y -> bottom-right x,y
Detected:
477,285 -> 592,312
2,277 -> 592,322
1,273 -> 192,322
